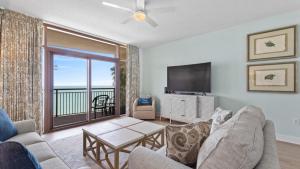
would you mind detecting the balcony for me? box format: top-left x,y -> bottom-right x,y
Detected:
53,88 -> 115,127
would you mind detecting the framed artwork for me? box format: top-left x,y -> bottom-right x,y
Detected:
247,25 -> 296,61
247,62 -> 296,92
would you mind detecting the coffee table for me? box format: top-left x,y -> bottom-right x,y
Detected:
82,117 -> 165,169
110,117 -> 143,127
127,121 -> 165,149
82,121 -> 121,136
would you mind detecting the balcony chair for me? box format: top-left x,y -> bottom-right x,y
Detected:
92,95 -> 109,118
107,96 -> 115,115
133,97 -> 156,120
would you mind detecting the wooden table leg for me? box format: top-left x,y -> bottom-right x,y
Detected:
161,130 -> 165,146
114,150 -> 120,169
83,132 -> 87,156
96,141 -> 100,164
142,137 -> 146,147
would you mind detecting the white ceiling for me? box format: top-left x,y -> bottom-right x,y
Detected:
1,0 -> 300,48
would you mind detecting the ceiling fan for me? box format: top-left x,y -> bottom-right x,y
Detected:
102,0 -> 174,27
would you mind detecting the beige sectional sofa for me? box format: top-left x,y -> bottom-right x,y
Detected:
6,119 -> 70,169
128,106 -> 281,169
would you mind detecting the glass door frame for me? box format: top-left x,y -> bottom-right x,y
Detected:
44,47 -> 120,132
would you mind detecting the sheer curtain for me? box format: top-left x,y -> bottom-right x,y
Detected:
125,45 -> 140,116
0,9 -> 43,130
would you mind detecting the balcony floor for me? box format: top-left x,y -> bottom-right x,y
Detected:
53,112 -> 115,127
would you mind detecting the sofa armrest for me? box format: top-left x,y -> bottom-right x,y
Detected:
151,98 -> 156,112
128,146 -> 192,169
254,120 -> 280,169
133,98 -> 138,112
14,119 -> 36,134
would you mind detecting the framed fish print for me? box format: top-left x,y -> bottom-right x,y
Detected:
247,25 -> 296,61
247,62 -> 296,92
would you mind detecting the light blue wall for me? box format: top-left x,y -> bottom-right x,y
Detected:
140,10 -> 300,138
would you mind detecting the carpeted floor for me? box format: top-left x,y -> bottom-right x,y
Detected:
46,120 -> 177,169
48,134 -> 132,169
45,119 -> 300,169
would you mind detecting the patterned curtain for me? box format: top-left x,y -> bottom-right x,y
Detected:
125,45 -> 140,116
0,9 -> 43,130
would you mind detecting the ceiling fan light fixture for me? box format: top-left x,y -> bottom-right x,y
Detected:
133,11 -> 146,21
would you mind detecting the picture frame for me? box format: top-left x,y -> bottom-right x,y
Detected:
247,25 -> 296,61
247,62 -> 296,93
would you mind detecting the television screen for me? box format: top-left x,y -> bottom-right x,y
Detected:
167,62 -> 211,93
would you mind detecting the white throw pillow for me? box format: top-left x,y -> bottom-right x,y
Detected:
196,105 -> 265,169
210,107 -> 233,134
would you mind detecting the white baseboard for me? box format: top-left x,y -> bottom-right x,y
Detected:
276,134 -> 300,145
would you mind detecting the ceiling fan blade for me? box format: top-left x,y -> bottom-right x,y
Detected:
121,17 -> 133,24
102,1 -> 133,12
147,7 -> 176,14
136,0 -> 145,10
145,16 -> 158,27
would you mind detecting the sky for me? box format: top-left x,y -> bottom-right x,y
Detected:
54,54 -> 115,88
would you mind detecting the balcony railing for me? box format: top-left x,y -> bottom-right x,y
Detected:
53,88 -> 115,117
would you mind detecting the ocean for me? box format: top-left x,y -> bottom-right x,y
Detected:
53,86 -> 115,117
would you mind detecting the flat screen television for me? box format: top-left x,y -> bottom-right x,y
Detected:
167,62 -> 211,93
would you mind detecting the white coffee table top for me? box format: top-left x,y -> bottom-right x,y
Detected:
127,121 -> 165,136
82,121 -> 121,136
110,117 -> 143,127
98,128 -> 144,149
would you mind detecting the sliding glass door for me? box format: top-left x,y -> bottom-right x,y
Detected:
91,60 -> 116,120
48,49 -> 119,129
53,55 -> 88,127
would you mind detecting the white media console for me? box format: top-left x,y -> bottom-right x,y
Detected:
160,94 -> 215,123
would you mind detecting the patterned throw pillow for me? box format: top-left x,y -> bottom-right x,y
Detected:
166,122 -> 211,166
210,107 -> 233,134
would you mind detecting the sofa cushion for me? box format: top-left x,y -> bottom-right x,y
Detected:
197,105 -> 265,169
7,132 -> 44,146
156,145 -> 167,156
136,105 -> 153,111
0,108 -> 17,141
210,107 -> 233,134
129,146 -> 192,169
166,122 -> 210,167
14,119 -> 36,134
40,157 -> 70,169
26,142 -> 57,162
0,141 -> 42,169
